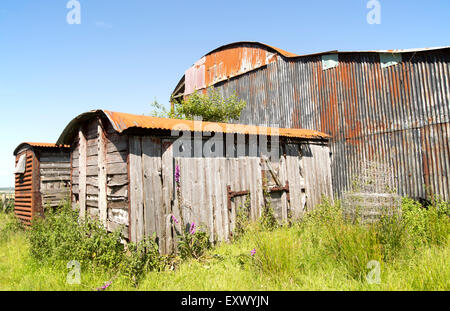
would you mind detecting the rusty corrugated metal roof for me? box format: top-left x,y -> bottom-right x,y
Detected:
179,42 -> 300,96
104,110 -> 329,138
56,110 -> 330,145
13,142 -> 70,156
205,41 -> 299,58
208,46 -> 450,201
173,42 -> 450,98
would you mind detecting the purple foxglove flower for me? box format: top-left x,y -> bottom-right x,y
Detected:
175,165 -> 180,183
189,222 -> 196,235
171,215 -> 179,224
251,248 -> 256,256
97,281 -> 112,291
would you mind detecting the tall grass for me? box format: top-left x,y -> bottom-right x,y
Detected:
0,197 -> 448,290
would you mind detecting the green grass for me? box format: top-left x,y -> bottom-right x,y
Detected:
0,198 -> 448,291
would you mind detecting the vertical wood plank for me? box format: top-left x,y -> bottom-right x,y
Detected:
70,149 -> 73,208
79,128 -> 87,219
98,121 -> 108,226
204,157 -> 215,242
180,157 -> 191,226
31,151 -> 42,219
255,157 -> 264,220
171,156 -> 183,250
142,137 -> 163,249
286,149 -> 302,220
301,144 -> 333,211
230,158 -> 238,236
129,136 -> 144,243
161,140 -> 174,254
283,156 -> 291,220
220,157 -> 230,241
213,158 -> 224,241
193,158 -> 202,228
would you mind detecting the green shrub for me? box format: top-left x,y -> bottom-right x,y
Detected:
376,213 -> 407,261
297,196 -> 449,281
258,187 -> 279,231
233,195 -> 251,240
120,236 -> 167,285
151,87 -> 246,122
29,202 -> 124,269
401,197 -> 449,249
0,199 -> 14,214
178,228 -> 211,260
0,213 -> 23,243
28,201 -> 166,283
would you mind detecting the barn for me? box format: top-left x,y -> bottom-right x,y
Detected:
56,110 -> 332,253
171,42 -> 450,201
13,143 -> 71,225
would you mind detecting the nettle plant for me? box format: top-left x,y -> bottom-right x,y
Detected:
151,87 -> 246,122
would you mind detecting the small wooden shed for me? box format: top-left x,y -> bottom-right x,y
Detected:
57,110 -> 332,253
13,143 -> 71,225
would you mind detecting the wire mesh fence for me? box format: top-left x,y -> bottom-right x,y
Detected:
342,161 -> 401,224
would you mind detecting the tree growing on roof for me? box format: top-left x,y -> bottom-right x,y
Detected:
150,87 -> 246,122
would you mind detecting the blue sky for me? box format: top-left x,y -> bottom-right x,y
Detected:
0,0 -> 449,187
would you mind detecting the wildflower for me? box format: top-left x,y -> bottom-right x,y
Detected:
251,248 -> 256,256
96,281 -> 112,291
171,215 -> 179,224
189,222 -> 196,235
175,165 -> 180,183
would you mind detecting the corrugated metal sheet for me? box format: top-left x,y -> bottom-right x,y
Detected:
13,142 -> 70,155
175,41 -> 450,98
205,41 -> 299,58
180,42 -> 299,96
14,150 -> 34,226
185,57 -> 206,95
204,47 -> 450,200
56,110 -> 330,145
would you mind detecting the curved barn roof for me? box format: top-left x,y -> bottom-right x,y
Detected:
204,41 -> 299,58
13,142 -> 70,156
172,41 -> 300,98
172,41 -> 450,99
56,110 -> 330,145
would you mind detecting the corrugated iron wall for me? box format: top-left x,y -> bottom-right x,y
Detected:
214,50 -> 450,200
15,150 -> 35,225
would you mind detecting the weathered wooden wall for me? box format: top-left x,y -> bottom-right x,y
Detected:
67,116 -> 332,253
14,146 -> 72,225
39,150 -> 71,208
71,118 -> 130,238
127,135 -> 332,253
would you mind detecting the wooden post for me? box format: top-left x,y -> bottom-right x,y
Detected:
79,129 -> 87,219
98,121 -> 108,226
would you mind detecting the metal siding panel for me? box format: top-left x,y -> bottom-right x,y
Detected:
207,49 -> 449,201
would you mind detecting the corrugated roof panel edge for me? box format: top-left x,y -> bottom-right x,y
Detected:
13,143 -> 70,156
56,110 -> 330,145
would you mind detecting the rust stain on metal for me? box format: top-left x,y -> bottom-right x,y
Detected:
13,142 -> 70,155
57,110 -> 330,145
177,43 -> 449,201
182,42 -> 300,96
105,110 -> 329,139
